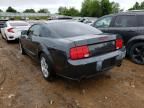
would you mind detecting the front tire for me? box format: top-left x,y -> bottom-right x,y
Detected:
40,54 -> 53,81
19,42 -> 26,55
129,42 -> 144,65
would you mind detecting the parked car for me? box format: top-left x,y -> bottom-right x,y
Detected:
0,20 -> 8,32
84,19 -> 96,26
19,20 -> 126,81
83,17 -> 97,25
93,11 -> 144,65
84,20 -> 94,25
1,21 -> 30,42
48,16 -> 73,20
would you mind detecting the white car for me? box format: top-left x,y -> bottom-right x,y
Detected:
1,21 -> 30,41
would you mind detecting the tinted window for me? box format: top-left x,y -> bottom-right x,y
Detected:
137,15 -> 144,27
45,22 -> 102,38
113,15 -> 137,27
10,22 -> 29,27
40,26 -> 53,37
0,20 -> 7,28
95,16 -> 112,28
28,25 -> 40,36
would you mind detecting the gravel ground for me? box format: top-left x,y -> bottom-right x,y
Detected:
0,35 -> 144,108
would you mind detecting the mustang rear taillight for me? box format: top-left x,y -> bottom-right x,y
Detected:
70,46 -> 90,60
116,38 -> 123,49
7,28 -> 14,33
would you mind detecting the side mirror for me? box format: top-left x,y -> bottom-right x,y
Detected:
21,30 -> 28,38
21,30 -> 28,35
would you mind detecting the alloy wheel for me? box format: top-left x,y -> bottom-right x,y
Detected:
131,44 -> 144,64
41,57 -> 49,78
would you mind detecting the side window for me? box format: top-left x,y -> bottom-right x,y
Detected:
113,15 -> 137,27
95,16 -> 112,28
28,25 -> 40,36
137,15 -> 144,27
40,26 -> 53,38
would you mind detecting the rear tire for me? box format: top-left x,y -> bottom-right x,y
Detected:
129,42 -> 144,65
40,53 -> 54,81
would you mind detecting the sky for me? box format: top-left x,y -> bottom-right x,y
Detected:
0,0 -> 143,13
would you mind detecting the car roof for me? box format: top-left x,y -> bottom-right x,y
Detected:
44,20 -> 76,24
107,11 -> 144,17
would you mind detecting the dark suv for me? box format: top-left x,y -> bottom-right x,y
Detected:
93,11 -> 144,65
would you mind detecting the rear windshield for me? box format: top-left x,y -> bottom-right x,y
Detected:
45,22 -> 102,38
0,21 -> 7,25
10,22 -> 29,27
0,21 -> 7,28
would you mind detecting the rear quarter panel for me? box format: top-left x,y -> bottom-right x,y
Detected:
39,38 -> 75,71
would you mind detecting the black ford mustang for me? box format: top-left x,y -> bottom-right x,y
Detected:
19,20 -> 126,81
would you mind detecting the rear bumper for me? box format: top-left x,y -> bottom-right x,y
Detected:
57,47 -> 126,80
6,33 -> 20,41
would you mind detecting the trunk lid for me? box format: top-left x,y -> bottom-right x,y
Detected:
13,26 -> 30,35
66,34 -> 117,57
13,26 -> 30,31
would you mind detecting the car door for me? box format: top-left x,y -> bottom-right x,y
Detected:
93,15 -> 113,33
136,15 -> 144,35
24,24 -> 41,57
107,15 -> 139,44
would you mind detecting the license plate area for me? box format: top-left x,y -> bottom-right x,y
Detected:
102,57 -> 115,69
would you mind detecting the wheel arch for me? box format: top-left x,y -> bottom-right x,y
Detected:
127,36 -> 144,55
37,45 -> 54,66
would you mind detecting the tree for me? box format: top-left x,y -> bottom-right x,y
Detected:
59,0 -> 120,17
0,9 -> 3,12
81,0 -> 102,17
89,0 -> 101,17
38,8 -> 50,13
129,2 -> 140,10
111,2 -> 120,13
81,0 -> 117,17
81,0 -> 91,17
101,0 -> 112,16
140,1 -> 144,9
6,6 -> 17,13
67,7 -> 80,16
58,7 -> 80,16
58,7 -> 68,15
23,9 -> 35,13
128,1 -> 144,10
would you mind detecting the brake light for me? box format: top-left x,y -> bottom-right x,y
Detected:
116,38 -> 123,49
70,46 -> 90,60
7,28 -> 14,33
